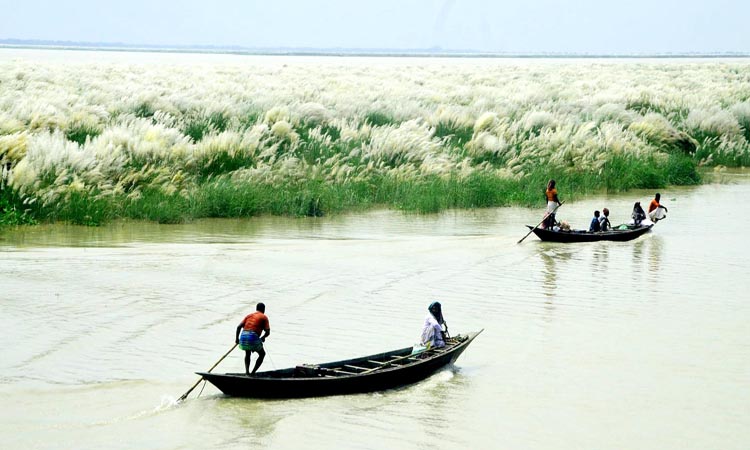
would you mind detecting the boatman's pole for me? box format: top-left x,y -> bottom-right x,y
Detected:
178,343 -> 237,402
517,201 -> 564,244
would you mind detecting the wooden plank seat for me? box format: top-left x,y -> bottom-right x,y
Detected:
329,368 -> 357,375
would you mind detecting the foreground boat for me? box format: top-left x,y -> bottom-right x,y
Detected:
525,224 -> 653,243
199,330 -> 482,398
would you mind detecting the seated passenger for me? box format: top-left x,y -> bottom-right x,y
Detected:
420,302 -> 447,349
599,208 -> 612,231
589,210 -> 601,232
631,202 -> 647,226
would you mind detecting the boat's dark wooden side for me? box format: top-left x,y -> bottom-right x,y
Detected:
525,224 -> 653,243
199,330 -> 481,398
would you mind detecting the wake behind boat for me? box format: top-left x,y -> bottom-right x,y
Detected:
525,224 -> 653,243
199,330 -> 482,398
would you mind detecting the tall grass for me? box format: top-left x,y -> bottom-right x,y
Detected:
1,55 -> 747,225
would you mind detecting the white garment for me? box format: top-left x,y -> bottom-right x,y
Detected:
420,315 -> 446,349
648,207 -> 667,222
627,217 -> 654,227
541,201 -> 560,229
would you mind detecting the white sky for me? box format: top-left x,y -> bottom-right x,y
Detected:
2,0 -> 749,53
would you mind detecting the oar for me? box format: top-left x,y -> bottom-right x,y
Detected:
518,201 -> 564,244
178,343 -> 237,402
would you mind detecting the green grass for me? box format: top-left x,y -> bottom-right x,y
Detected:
183,111 -> 230,142
20,191 -> 114,226
296,125 -> 360,165
364,111 -> 399,127
694,142 -> 750,167
195,152 -> 256,180
0,188 -> 37,226
238,110 -> 262,130
3,116 -> 709,226
122,190 -> 192,224
3,150 -> 704,226
65,123 -> 102,145
133,102 -> 156,119
434,121 -> 474,149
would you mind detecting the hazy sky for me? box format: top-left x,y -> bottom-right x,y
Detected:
2,0 -> 748,53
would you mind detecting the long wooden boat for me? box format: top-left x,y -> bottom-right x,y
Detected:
525,224 -> 653,243
199,330 -> 482,398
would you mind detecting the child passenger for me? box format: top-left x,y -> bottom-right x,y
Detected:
599,208 -> 612,231
589,210 -> 601,232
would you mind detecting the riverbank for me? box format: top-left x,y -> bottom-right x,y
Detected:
1,157 -> 700,226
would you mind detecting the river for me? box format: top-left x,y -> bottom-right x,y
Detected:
1,178 -> 749,449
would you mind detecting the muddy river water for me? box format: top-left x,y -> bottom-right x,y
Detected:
1,180 -> 749,449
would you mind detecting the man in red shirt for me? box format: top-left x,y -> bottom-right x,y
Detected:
235,303 -> 271,375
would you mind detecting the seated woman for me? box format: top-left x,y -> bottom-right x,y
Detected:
631,202 -> 647,226
420,302 -> 447,349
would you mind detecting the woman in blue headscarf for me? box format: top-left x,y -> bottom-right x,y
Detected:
420,301 -> 447,349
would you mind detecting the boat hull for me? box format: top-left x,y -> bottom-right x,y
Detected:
199,330 -> 481,398
526,224 -> 653,243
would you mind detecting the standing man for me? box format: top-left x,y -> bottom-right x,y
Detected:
235,302 -> 270,376
543,179 -> 562,229
648,193 -> 668,222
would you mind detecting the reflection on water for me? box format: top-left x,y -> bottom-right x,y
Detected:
626,234 -> 665,286
630,238 -> 646,280
591,242 -> 609,275
647,236 -> 664,281
538,244 -> 575,300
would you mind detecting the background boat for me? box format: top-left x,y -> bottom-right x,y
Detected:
525,224 -> 653,243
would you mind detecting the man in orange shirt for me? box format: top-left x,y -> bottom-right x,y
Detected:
235,303 -> 271,375
543,179 -> 562,229
648,193 -> 668,222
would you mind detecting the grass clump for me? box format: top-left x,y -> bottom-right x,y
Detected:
434,121 -> 474,149
183,111 -> 230,142
364,111 -> 399,127
0,188 -> 37,226
65,122 -> 102,145
122,190 -> 192,224
133,101 -> 156,119
195,152 -> 256,180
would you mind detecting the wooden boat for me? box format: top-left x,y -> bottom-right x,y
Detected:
199,330 -> 482,398
525,224 -> 653,243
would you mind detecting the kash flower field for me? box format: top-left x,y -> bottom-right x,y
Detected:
1,52 -> 749,224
